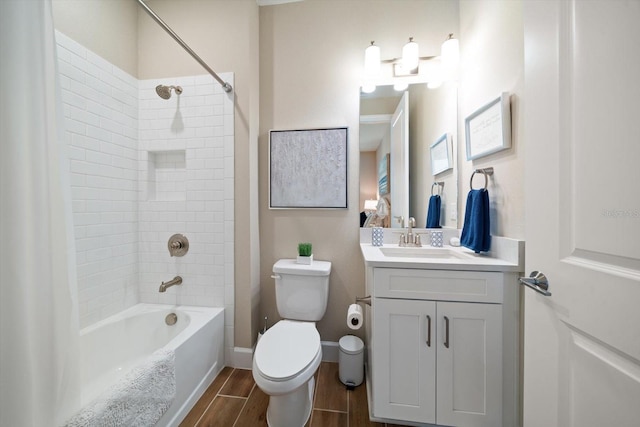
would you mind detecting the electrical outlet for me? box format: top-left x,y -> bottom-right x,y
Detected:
449,203 -> 457,221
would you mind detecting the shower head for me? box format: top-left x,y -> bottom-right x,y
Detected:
155,84 -> 183,100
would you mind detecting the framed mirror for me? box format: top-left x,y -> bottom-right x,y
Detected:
359,82 -> 458,229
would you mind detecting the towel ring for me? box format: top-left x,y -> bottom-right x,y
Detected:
470,167 -> 494,190
431,182 -> 444,196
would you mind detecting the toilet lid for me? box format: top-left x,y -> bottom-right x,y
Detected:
255,320 -> 320,382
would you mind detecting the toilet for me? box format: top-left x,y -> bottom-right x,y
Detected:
252,259 -> 331,427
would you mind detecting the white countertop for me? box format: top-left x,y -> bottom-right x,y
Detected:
359,235 -> 524,272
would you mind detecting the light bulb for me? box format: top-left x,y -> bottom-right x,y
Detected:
362,84 -> 376,94
441,34 -> 459,78
364,41 -> 381,77
394,81 -> 409,91
402,37 -> 419,71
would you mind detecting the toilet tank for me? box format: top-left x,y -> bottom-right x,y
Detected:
273,259 -> 331,321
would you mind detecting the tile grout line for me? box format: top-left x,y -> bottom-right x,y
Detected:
346,384 -> 350,427
231,383 -> 255,427
193,368 -> 235,427
308,362 -> 323,426
218,393 -> 251,399
312,408 -> 348,415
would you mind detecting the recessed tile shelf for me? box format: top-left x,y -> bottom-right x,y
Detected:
147,150 -> 186,201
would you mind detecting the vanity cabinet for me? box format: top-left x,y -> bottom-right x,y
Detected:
367,268 -> 520,427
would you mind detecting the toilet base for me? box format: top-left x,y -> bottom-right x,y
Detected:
266,377 -> 315,427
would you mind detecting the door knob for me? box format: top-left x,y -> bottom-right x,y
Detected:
518,271 -> 551,296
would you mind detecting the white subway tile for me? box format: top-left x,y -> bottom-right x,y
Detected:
85,149 -> 112,166
86,50 -> 113,73
86,124 -> 112,143
59,61 -> 86,84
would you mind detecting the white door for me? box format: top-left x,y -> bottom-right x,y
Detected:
390,91 -> 409,228
372,298 -> 436,423
523,2 -> 640,427
436,302 -> 502,427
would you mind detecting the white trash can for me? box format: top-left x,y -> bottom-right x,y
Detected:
338,335 -> 364,387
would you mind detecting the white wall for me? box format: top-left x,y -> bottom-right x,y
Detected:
458,0 -> 524,239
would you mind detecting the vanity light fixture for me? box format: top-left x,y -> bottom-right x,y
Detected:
362,34 -> 458,91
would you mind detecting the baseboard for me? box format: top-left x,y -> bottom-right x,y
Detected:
230,341 -> 340,369
231,347 -> 254,369
321,341 -> 339,362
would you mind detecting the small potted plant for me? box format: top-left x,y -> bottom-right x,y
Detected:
297,243 -> 313,265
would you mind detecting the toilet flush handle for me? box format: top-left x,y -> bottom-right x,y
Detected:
271,274 -> 281,279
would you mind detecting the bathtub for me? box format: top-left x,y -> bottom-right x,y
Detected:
78,303 -> 224,426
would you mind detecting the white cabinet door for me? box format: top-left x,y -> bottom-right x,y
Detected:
372,298 -> 436,423
436,302 -> 503,427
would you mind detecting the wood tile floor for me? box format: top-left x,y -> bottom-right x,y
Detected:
179,362 -> 405,427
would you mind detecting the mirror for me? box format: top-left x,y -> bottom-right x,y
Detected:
359,82 -> 458,229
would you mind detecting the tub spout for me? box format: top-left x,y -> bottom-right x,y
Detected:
159,276 -> 182,292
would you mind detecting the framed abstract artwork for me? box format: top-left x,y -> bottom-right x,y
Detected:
269,127 -> 348,209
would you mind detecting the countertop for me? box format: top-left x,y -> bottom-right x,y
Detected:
360,237 -> 524,272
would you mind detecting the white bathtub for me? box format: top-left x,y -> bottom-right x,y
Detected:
79,303 -> 224,426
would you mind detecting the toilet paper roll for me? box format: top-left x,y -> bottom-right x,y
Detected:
347,303 -> 363,330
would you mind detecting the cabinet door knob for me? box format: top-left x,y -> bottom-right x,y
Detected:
426,315 -> 431,347
444,316 -> 450,348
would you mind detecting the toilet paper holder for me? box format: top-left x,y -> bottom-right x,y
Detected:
355,295 -> 371,306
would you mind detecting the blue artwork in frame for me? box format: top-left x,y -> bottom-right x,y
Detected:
378,153 -> 389,196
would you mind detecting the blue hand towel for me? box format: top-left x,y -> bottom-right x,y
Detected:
460,189 -> 491,253
426,195 -> 442,228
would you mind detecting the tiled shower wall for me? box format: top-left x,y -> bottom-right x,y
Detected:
56,32 -> 235,358
137,75 -> 236,357
57,31 -> 139,328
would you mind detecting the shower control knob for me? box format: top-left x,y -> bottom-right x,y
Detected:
168,234 -> 189,257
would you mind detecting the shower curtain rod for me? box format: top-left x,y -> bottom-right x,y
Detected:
135,0 -> 233,93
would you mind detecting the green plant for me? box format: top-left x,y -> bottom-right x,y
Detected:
298,243 -> 312,257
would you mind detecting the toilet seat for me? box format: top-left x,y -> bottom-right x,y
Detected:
254,320 -> 320,382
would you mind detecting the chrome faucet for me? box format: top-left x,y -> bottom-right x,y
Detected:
159,276 -> 182,292
398,217 -> 422,247
406,217 -> 415,245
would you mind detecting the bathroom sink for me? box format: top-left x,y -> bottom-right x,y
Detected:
379,247 -> 473,260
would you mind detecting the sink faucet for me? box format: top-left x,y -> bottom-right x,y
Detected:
159,276 -> 182,292
398,217 -> 422,247
406,217 -> 415,244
